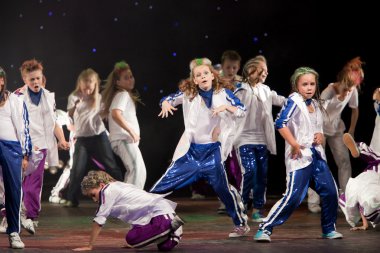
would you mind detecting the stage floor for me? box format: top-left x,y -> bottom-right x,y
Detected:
0,197 -> 378,252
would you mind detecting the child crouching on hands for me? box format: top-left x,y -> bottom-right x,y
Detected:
73,170 -> 184,252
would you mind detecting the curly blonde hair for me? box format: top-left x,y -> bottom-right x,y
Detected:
178,58 -> 233,100
81,170 -> 115,195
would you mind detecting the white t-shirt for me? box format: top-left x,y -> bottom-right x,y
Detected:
0,98 -> 18,141
192,102 -> 221,144
68,94 -> 105,137
321,83 -> 358,136
237,85 -> 266,146
108,91 -> 140,143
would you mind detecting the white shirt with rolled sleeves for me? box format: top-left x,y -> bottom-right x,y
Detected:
93,181 -> 177,226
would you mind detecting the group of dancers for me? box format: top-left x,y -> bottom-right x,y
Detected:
0,52 -> 379,250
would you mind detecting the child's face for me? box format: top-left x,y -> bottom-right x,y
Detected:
221,60 -> 240,80
87,185 -> 103,203
296,73 -> 317,100
23,70 -> 43,93
80,75 -> 97,97
117,69 -> 135,91
193,65 -> 214,91
248,62 -> 268,85
0,77 -> 4,92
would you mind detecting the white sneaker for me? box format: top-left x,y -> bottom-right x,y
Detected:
9,232 -> 25,249
49,195 -> 66,204
191,193 -> 206,200
0,216 -> 7,233
21,217 -> 35,235
228,224 -> 250,238
308,203 -> 321,213
307,188 -> 321,213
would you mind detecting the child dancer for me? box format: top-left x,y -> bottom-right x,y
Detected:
307,57 -> 365,213
215,50 -> 243,214
15,59 -> 69,234
101,61 -> 146,189
234,55 -> 286,221
340,133 -> 380,230
321,57 -> 364,191
0,66 -> 32,248
64,68 -> 124,207
73,170 -> 183,251
151,58 -> 249,237
254,67 -> 342,242
370,87 -> 380,153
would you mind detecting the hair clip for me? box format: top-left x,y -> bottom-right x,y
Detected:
195,58 -> 203,66
114,61 -> 128,69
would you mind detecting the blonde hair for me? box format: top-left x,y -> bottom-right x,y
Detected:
178,57 -> 233,100
242,55 -> 267,85
71,68 -> 100,109
101,61 -> 141,118
81,170 -> 115,195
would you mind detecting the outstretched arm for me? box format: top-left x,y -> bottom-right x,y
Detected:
73,222 -> 102,251
158,100 -> 178,118
158,91 -> 183,118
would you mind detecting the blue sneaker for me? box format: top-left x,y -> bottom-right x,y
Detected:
322,231 -> 343,239
254,229 -> 271,242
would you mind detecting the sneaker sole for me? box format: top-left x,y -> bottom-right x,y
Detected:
254,237 -> 271,242
342,133 -> 360,158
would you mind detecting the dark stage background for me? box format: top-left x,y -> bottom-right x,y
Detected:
0,0 -> 378,197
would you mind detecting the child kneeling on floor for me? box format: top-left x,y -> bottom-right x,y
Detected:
73,170 -> 184,251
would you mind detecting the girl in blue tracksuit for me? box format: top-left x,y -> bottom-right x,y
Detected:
150,58 -> 249,238
254,67 -> 342,242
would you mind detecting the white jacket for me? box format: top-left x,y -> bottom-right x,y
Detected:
233,82 -> 285,154
162,88 -> 245,162
6,92 -> 32,156
276,92 -> 326,173
15,85 -> 59,166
